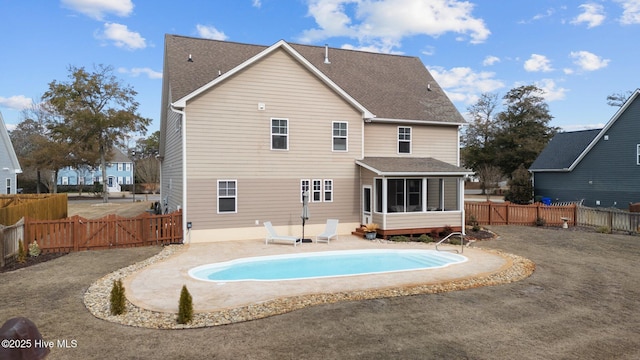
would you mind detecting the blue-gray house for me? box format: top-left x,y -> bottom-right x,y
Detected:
0,111 -> 22,194
57,147 -> 133,193
530,89 -> 640,208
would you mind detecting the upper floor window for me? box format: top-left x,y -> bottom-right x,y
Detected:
637,144 -> 640,165
271,118 -> 288,150
398,127 -> 411,154
117,163 -> 123,171
125,163 -> 131,172
332,121 -> 348,151
6,178 -> 11,194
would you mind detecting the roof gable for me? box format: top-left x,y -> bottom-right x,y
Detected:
0,112 -> 21,173
529,129 -> 600,171
530,88 -> 640,172
163,35 -> 464,124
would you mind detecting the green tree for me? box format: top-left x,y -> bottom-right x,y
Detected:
42,64 -> 151,202
504,164 -> 534,204
493,85 -> 558,176
461,92 -> 501,193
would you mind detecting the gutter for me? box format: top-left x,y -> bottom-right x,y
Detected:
169,103 -> 189,243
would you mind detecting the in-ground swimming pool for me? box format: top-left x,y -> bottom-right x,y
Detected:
188,249 -> 467,282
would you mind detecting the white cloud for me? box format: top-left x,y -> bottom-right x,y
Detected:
196,24 -> 228,40
117,67 -> 162,79
524,54 -> 553,72
97,22 -> 146,50
571,3 -> 606,28
615,0 -> 640,24
570,50 -> 610,71
482,55 -> 500,66
0,95 -> 32,111
429,65 -> 505,104
535,79 -> 568,101
61,0 -> 133,20
252,0 -> 262,8
299,0 -> 490,53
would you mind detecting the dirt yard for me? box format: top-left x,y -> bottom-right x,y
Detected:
67,200 -> 155,219
1,226 -> 639,359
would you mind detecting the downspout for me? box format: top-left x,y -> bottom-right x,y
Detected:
170,104 -> 189,243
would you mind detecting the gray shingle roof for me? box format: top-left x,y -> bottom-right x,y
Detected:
529,129 -> 601,171
163,34 -> 465,124
357,157 -> 471,175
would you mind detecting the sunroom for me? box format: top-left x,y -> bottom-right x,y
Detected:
356,157 -> 472,238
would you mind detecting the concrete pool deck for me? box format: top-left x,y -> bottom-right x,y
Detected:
124,236 -> 514,314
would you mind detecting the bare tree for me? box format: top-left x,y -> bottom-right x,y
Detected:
606,90 -> 633,107
475,164 -> 503,201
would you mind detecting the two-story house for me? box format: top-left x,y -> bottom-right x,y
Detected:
159,35 -> 471,242
0,111 -> 22,194
530,89 -> 640,208
57,147 -> 133,193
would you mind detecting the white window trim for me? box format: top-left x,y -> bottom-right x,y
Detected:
117,163 -> 123,171
398,126 -> 412,154
217,179 -> 238,214
6,178 -> 11,194
300,179 -> 310,203
332,121 -> 348,152
637,144 -> 640,165
324,179 -> 333,202
125,163 -> 131,171
271,118 -> 289,151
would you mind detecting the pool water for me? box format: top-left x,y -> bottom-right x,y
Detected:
188,249 -> 467,282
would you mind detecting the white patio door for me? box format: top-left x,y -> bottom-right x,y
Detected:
362,186 -> 372,225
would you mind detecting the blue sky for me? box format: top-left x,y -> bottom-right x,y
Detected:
1,0 -> 639,136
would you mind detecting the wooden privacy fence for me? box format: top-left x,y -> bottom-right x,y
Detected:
24,210 -> 183,254
0,218 -> 25,267
0,194 -> 67,226
465,202 -> 577,227
576,206 -> 640,233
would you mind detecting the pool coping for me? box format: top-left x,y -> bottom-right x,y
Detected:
83,237 -> 535,329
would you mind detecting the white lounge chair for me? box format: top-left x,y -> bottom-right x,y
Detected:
264,221 -> 299,246
316,219 -> 339,244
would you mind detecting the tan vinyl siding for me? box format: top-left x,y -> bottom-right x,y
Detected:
364,123 -> 459,164
385,212 -> 462,229
187,177 -> 359,230
161,109 -> 184,212
183,49 -> 363,230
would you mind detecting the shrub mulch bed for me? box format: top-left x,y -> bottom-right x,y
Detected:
0,253 -> 68,273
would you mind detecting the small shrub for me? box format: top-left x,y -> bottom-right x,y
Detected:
28,240 -> 41,257
535,217 -> 546,227
596,226 -> 611,234
430,229 -> 439,239
468,215 -> 480,232
110,279 -> 126,315
439,225 -> 453,238
417,234 -> 434,243
17,240 -> 27,263
390,235 -> 409,242
449,237 -> 462,246
177,285 -> 193,324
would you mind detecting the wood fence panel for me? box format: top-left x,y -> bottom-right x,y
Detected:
465,202 -> 576,227
24,210 -> 182,254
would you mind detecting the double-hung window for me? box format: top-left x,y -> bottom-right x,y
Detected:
117,163 -> 123,171
332,121 -> 348,151
301,179 -> 333,202
312,180 -> 322,202
324,180 -> 333,202
637,144 -> 640,165
271,118 -> 288,150
398,127 -> 411,154
218,180 -> 237,213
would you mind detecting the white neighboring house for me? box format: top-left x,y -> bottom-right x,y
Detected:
0,112 -> 22,194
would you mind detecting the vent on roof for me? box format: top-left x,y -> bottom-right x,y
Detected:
324,44 -> 331,64
427,83 -> 431,91
188,54 -> 193,62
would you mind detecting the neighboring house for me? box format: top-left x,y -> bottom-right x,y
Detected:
159,35 -> 471,242
57,147 -> 133,193
530,89 -> 640,208
0,112 -> 22,194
